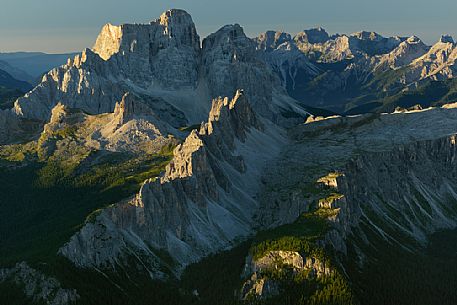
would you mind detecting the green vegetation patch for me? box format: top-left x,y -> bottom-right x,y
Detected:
251,211 -> 330,261
0,146 -> 174,266
245,206 -> 356,305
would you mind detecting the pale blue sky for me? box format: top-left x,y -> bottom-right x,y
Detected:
1,0 -> 456,53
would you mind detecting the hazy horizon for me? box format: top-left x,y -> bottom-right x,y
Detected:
1,0 -> 457,53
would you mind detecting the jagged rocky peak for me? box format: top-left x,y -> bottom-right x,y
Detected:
203,89 -> 262,139
375,35 -> 429,70
43,103 -> 84,134
48,102 -> 69,124
164,91 -> 260,181
351,30 -> 384,41
92,8 -> 200,61
202,23 -> 252,54
394,35 -> 427,53
350,31 -> 405,55
295,27 -> 330,44
411,34 -> 456,69
439,34 -> 455,44
201,23 -> 285,121
113,92 -> 153,124
59,89 -> 274,269
11,9 -> 205,123
91,23 -> 123,60
157,9 -> 200,51
405,35 -> 423,44
256,31 -> 292,51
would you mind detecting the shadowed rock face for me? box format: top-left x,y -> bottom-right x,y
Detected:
334,136 -> 457,249
295,27 -> 330,45
113,92 -> 155,125
256,107 -> 457,260
256,31 -> 293,52
59,90 -> 286,273
201,24 -> 291,122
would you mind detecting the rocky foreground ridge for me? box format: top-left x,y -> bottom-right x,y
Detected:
59,90 -> 287,274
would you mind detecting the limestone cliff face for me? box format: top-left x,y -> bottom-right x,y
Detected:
374,36 -> 429,72
240,251 -> 332,300
91,9 -> 200,88
112,92 -> 155,125
13,48 -> 129,121
13,10 -> 201,122
59,91 -> 286,272
256,107 -> 457,260
11,9 -> 304,128
404,36 -> 457,82
35,92 -> 179,158
332,135 -> 457,253
202,25 -> 302,123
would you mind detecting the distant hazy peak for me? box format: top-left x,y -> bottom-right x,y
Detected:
439,34 -> 455,44
295,27 -> 329,44
256,31 -> 292,51
405,35 -> 422,44
350,31 -> 384,41
202,23 -> 250,50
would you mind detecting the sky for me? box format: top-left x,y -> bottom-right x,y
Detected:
1,0 -> 456,53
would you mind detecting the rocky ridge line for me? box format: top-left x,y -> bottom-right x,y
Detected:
59,90 -> 285,274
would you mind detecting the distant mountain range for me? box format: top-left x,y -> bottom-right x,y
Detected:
0,52 -> 78,79
257,29 -> 457,114
0,69 -> 31,92
3,31 -> 457,116
0,68 -> 32,109
0,52 -> 77,109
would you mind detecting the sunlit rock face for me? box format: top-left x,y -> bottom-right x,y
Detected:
373,36 -> 429,72
11,9 -> 304,128
13,9 -> 201,122
92,9 -> 201,88
240,250 -> 332,300
404,35 -> 457,81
